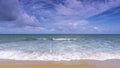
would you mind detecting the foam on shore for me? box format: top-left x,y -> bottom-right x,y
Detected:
0,50 -> 120,61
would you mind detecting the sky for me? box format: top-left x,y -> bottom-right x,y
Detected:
0,0 -> 120,34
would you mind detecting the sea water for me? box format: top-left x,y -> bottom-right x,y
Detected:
0,34 -> 120,61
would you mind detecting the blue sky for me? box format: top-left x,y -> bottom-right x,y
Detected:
0,0 -> 120,34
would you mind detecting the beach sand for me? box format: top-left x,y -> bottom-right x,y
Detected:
0,60 -> 120,68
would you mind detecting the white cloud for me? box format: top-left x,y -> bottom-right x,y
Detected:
55,0 -> 120,18
93,26 -> 101,32
50,19 -> 89,33
0,0 -> 41,28
0,0 -> 120,33
16,12 -> 40,27
55,20 -> 88,27
93,26 -> 99,30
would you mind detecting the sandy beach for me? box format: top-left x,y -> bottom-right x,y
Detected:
0,60 -> 120,68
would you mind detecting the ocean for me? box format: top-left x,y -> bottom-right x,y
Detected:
0,34 -> 120,61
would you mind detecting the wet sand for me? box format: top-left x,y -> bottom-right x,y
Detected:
0,60 -> 120,68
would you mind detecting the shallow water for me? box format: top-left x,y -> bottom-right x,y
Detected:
0,34 -> 120,61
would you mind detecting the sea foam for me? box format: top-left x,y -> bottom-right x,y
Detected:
0,50 -> 120,61
0,34 -> 120,61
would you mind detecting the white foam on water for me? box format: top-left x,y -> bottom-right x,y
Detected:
0,50 -> 120,61
52,38 -> 77,41
37,38 -> 48,40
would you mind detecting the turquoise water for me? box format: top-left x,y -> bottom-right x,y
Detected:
0,34 -> 120,61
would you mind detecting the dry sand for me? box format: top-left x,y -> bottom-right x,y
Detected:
0,60 -> 119,68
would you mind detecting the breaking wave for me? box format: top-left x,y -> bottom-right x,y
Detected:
0,50 -> 120,61
22,38 -> 78,41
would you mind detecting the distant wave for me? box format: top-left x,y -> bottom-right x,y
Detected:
0,50 -> 120,61
22,38 -> 47,41
52,38 -> 77,41
22,37 -> 78,41
23,38 -> 38,41
0,35 -> 119,61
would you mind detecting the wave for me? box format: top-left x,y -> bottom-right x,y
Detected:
22,38 -> 47,41
52,38 -> 77,41
0,50 -> 120,61
22,37 -> 78,41
23,38 -> 38,41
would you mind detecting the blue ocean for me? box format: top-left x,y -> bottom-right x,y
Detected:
0,34 -> 120,61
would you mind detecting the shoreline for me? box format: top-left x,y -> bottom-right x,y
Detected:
0,59 -> 120,68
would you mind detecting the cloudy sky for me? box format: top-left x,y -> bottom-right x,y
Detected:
0,0 -> 120,34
